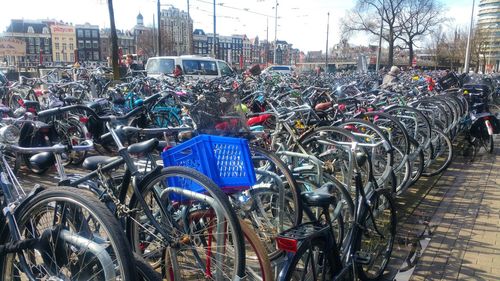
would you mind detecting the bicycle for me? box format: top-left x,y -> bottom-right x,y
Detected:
275,142 -> 397,281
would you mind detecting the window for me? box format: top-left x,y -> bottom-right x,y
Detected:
85,30 -> 91,37
92,41 -> 98,49
62,43 -> 67,50
55,43 -> 60,50
85,40 -> 91,48
93,51 -> 99,60
70,53 -> 74,62
55,37 -> 59,41
218,61 -> 233,76
42,27 -> 49,34
27,26 -> 34,33
35,38 -> 40,45
69,43 -> 74,50
146,58 -> 175,74
92,30 -> 98,38
78,40 -> 84,49
182,60 -> 218,75
28,46 -> 34,54
56,53 -> 60,62
77,30 -> 83,37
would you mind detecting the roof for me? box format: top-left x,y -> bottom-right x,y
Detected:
6,19 -> 49,33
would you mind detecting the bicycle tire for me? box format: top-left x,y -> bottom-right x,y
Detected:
0,187 -> 137,281
278,238 -> 338,281
134,252 -> 163,281
240,219 -> 273,281
422,128 -> 453,177
247,145 -> 302,260
126,166 -> 246,281
354,188 -> 397,281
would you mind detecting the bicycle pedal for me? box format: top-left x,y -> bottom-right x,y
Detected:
353,252 -> 371,265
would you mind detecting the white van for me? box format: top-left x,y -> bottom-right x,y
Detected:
145,55 -> 235,80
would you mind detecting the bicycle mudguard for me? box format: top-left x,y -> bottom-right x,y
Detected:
12,184 -> 46,217
135,166 -> 164,190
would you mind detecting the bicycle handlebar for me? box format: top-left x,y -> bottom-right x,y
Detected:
37,104 -> 145,121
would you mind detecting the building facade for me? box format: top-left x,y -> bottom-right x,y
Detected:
100,29 -> 135,62
3,19 -> 52,67
193,29 -> 209,55
50,24 -> 76,65
76,23 -> 100,62
160,7 -> 193,56
478,0 -> 500,72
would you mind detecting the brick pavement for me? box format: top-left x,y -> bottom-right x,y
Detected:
405,137 -> 500,281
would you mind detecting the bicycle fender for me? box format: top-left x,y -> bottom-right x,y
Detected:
13,184 -> 46,216
136,166 -> 164,191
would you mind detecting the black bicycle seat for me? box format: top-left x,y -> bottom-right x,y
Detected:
82,156 -> 119,171
29,152 -> 56,171
127,138 -> 159,155
301,183 -> 337,208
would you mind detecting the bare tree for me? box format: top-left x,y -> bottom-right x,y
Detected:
397,0 -> 446,66
342,0 -> 405,66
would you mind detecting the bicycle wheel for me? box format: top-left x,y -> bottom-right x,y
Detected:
0,187 -> 136,280
240,219 -> 273,281
279,238 -> 337,281
126,166 -> 245,281
407,136 -> 425,187
134,253 -> 163,281
422,128 -> 453,177
238,145 -> 301,260
354,188 -> 396,281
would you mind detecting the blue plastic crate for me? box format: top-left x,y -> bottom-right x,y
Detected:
161,135 -> 256,200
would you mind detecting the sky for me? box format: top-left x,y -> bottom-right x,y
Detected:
1,0 -> 477,52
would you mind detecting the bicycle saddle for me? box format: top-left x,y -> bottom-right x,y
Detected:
127,138 -> 159,155
314,101 -> 332,111
82,156 -> 120,171
29,152 -> 56,171
301,183 -> 337,208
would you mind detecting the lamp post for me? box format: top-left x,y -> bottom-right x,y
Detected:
273,0 -> 278,64
375,0 -> 385,72
325,12 -> 330,72
464,0 -> 476,73
213,0 -> 217,58
157,0 -> 161,56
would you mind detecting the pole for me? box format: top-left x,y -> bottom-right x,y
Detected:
266,17 -> 269,66
153,13 -> 157,55
464,0 -> 475,73
325,12 -> 330,73
273,0 -> 278,64
107,0 -> 120,80
157,0 -> 161,56
375,0 -> 385,72
187,0 -> 191,54
213,0 -> 217,58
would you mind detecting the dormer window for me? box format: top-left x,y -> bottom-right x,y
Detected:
27,26 -> 34,33
42,27 -> 49,34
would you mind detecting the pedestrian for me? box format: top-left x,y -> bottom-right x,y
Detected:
173,64 -> 183,77
382,65 -> 400,86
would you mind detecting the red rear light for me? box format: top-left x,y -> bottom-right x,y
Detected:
339,104 -> 346,111
276,237 -> 298,253
79,116 -> 89,123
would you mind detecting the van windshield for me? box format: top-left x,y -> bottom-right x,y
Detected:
146,58 -> 175,74
272,66 -> 291,71
182,60 -> 218,76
